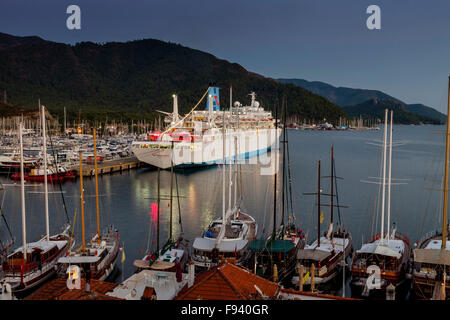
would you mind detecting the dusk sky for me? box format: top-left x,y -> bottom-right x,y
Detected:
1,0 -> 449,112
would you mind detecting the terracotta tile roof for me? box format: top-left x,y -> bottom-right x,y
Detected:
175,262 -> 279,300
26,278 -> 121,300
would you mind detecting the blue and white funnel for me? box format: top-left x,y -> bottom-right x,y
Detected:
206,87 -> 220,111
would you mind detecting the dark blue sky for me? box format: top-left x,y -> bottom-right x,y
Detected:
1,0 -> 449,112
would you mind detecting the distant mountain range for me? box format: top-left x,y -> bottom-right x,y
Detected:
342,99 -> 440,125
0,32 -> 345,123
278,78 -> 446,124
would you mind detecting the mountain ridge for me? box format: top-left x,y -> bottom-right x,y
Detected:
342,98 -> 441,124
0,33 -> 345,123
277,78 -> 446,123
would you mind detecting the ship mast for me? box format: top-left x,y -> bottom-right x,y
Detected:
387,110 -> 393,242
19,122 -> 27,262
330,146 -> 334,236
157,167 -> 160,252
272,101 -> 278,239
169,141 -> 174,241
79,151 -> 86,252
228,86 -> 233,212
317,160 -> 321,247
380,109 -> 388,244
442,76 -> 450,250
281,97 -> 286,230
222,98 -> 226,230
93,129 -> 101,242
41,103 -> 50,241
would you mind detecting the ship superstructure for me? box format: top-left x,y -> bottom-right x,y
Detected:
131,87 -> 281,169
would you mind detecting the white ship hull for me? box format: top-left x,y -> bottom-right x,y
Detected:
131,128 -> 281,169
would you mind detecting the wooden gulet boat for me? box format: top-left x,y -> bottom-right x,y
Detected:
57,128 -> 121,281
350,109 -> 412,299
192,88 -> 258,271
10,166 -> 76,182
134,141 -> 189,273
247,97 -> 304,285
3,108 -> 73,295
295,147 -> 352,290
412,77 -> 450,300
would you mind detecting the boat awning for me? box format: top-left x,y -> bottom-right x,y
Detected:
13,240 -> 67,254
193,238 -> 248,252
247,239 -> 295,253
58,255 -> 100,264
356,242 -> 401,259
414,249 -> 450,266
297,249 -> 330,261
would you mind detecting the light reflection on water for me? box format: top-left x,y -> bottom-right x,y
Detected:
0,125 -> 446,282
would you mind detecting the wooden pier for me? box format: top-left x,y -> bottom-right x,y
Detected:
70,156 -> 144,177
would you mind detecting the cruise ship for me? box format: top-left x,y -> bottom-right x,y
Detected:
131,87 -> 281,169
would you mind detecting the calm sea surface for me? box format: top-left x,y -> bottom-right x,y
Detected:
0,125 -> 447,288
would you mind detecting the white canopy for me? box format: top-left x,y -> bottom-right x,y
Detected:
193,238 -> 248,253
356,239 -> 404,259
58,255 -> 100,264
13,240 -> 67,254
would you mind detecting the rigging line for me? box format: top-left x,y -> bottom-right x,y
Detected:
285,126 -> 295,220
46,120 -> 70,224
68,208 -> 77,255
160,87 -> 210,139
280,96 -> 286,230
417,149 -> 443,241
175,170 -> 183,232
0,184 -> 14,241
372,139 -> 384,237
333,156 -> 343,227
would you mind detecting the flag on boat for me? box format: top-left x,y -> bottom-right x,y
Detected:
320,211 -> 324,224
121,247 -> 126,263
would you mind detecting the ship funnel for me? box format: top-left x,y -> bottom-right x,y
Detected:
206,87 -> 220,111
172,94 -> 179,124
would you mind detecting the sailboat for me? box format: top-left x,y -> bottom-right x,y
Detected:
247,97 -> 304,284
3,111 -> 72,294
134,141 -> 189,273
57,128 -> 120,281
192,88 -> 258,270
412,77 -> 450,300
294,146 -> 352,289
350,109 -> 412,299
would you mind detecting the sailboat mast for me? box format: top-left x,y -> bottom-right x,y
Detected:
79,152 -> 86,252
157,167 -> 160,252
63,107 -> 66,134
41,104 -> 50,241
222,102 -> 226,226
272,101 -> 278,239
281,98 -> 286,228
19,123 -> 27,261
387,110 -> 393,242
318,160 -> 321,247
380,109 -> 388,244
228,88 -> 232,212
442,77 -> 450,250
169,141 -> 174,241
330,146 -> 334,228
93,129 -> 100,241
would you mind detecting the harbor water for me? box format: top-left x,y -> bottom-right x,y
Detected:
0,125 -> 446,293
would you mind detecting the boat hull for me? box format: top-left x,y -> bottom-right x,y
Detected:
132,128 -> 280,169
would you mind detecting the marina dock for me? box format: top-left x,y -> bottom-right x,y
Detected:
69,156 -> 144,177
